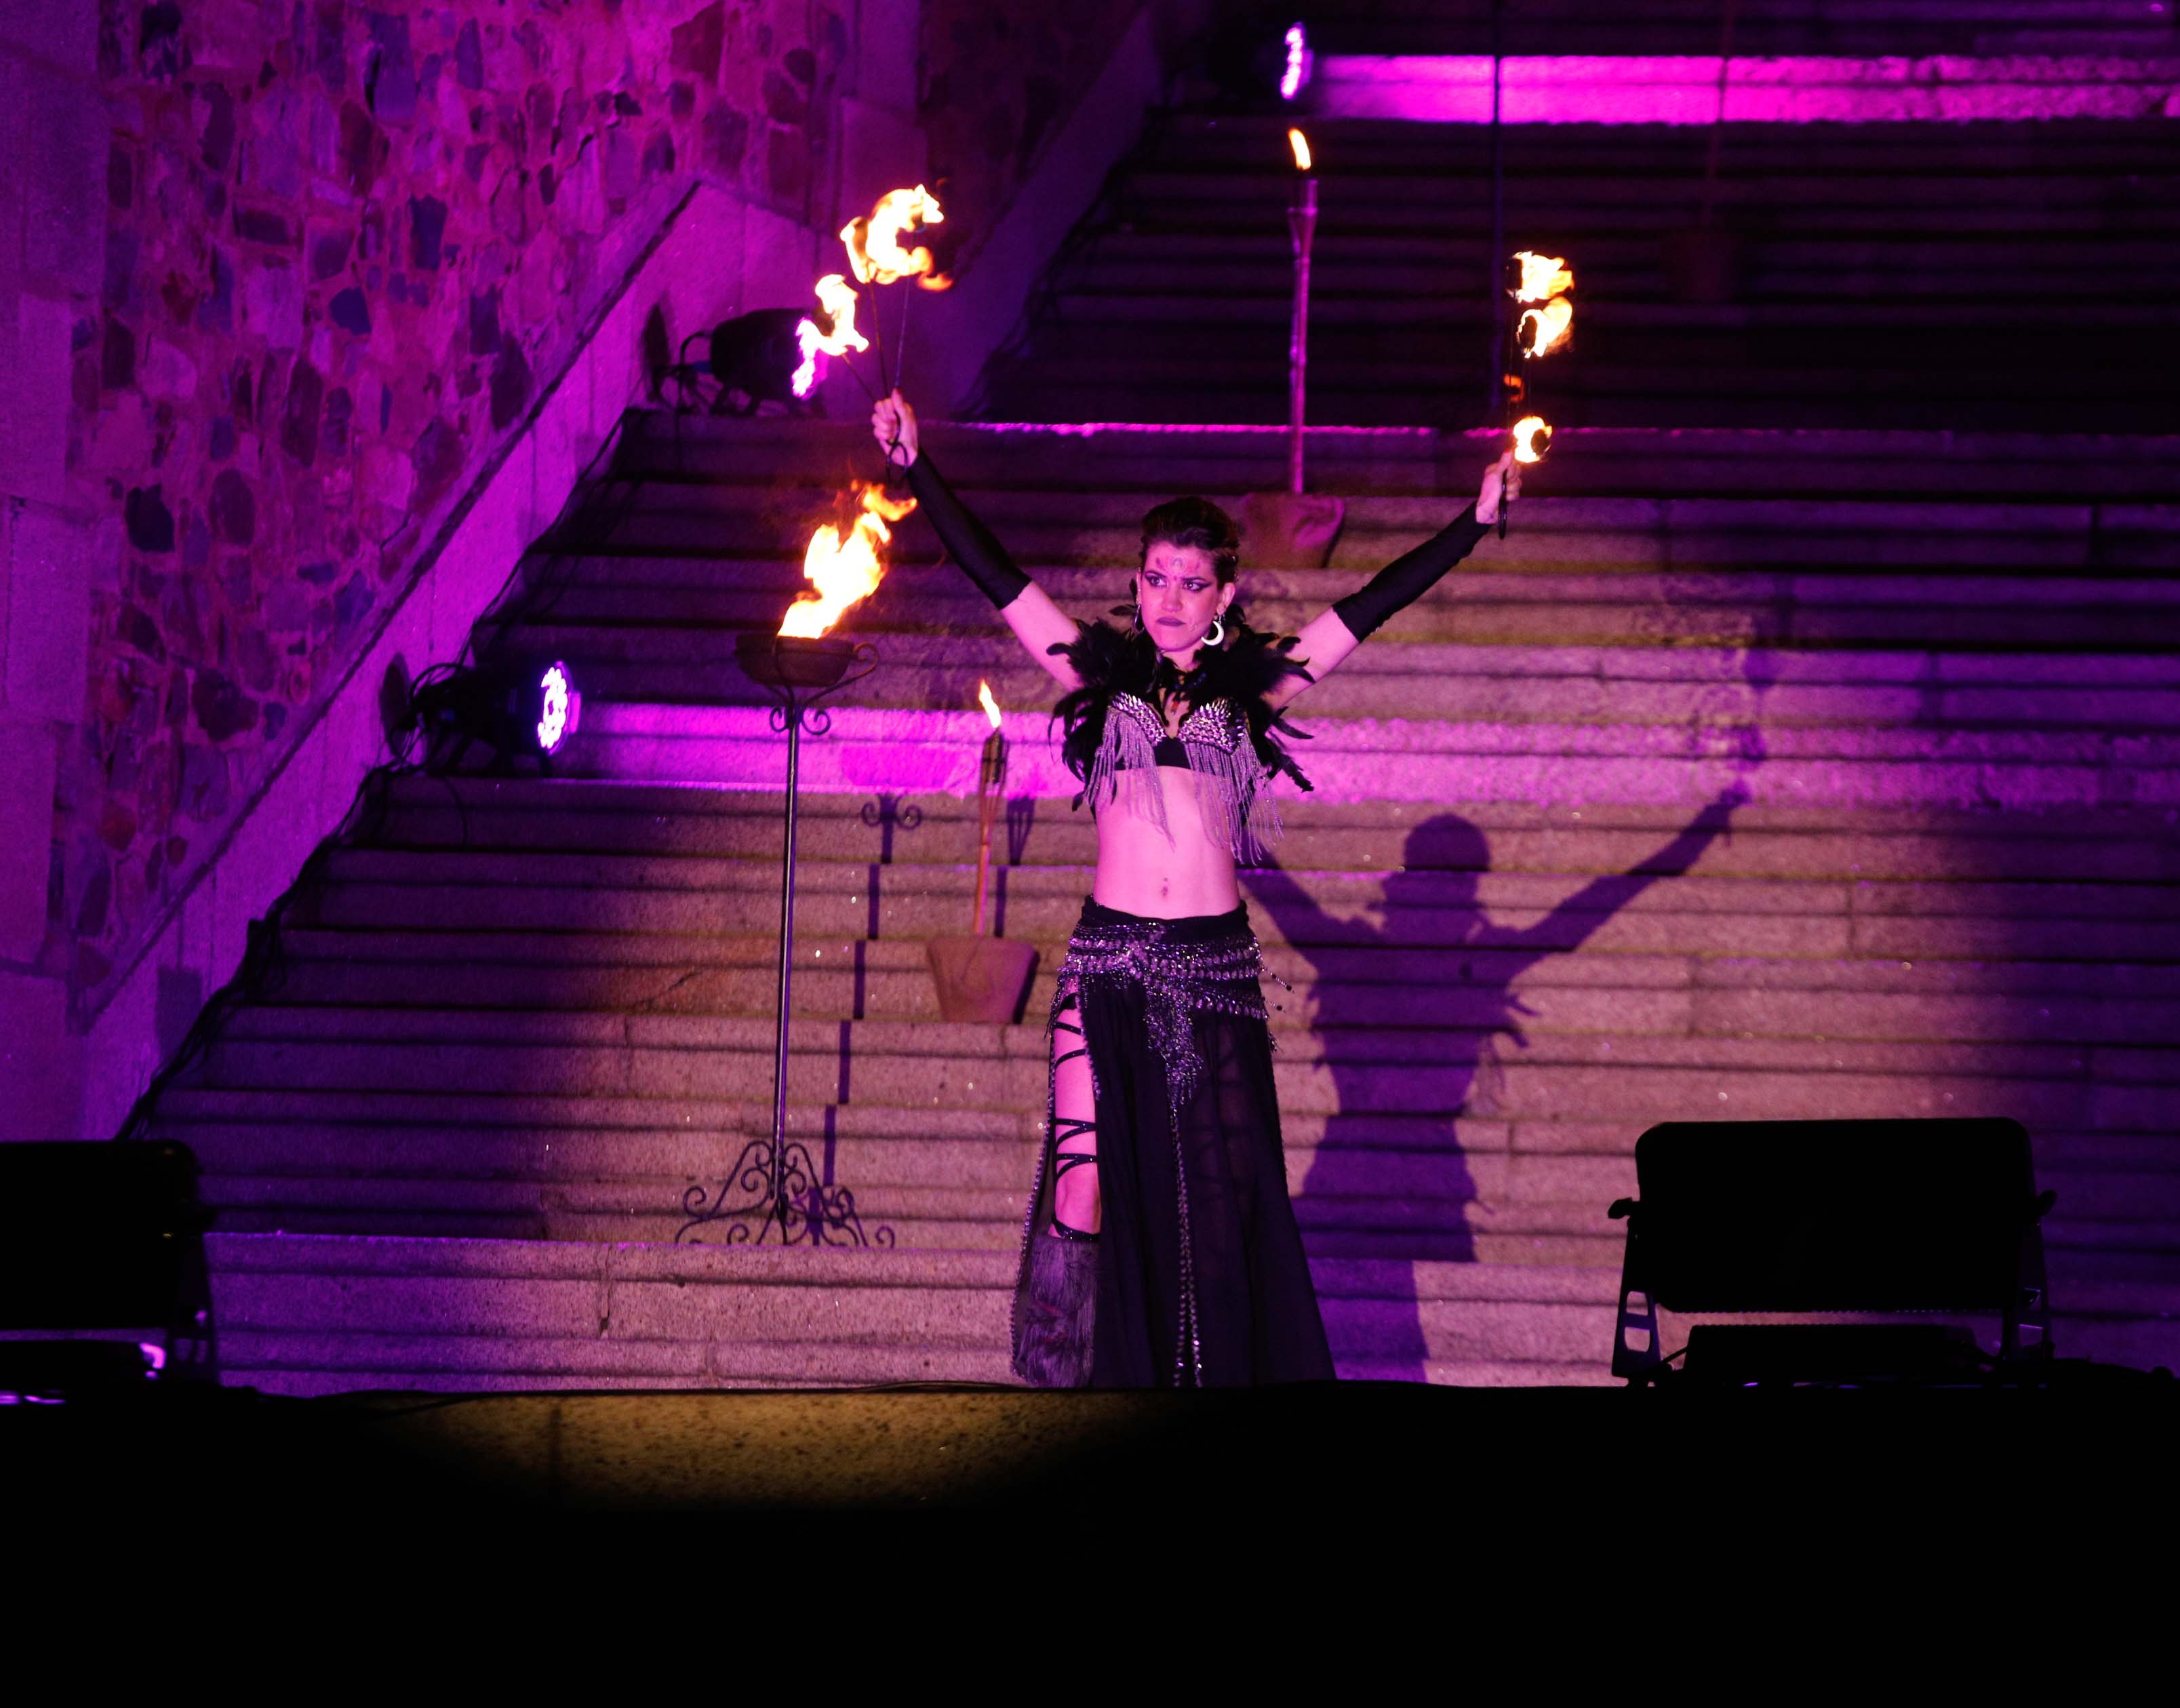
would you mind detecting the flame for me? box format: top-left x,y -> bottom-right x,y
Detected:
841,186 -> 949,290
791,274 -> 869,399
1280,24 -> 1308,101
1513,251 -> 1574,302
1512,416 -> 1552,464
978,680 -> 1002,730
1518,296 -> 1574,358
779,483 -> 917,639
1288,127 -> 1312,172
808,275 -> 868,354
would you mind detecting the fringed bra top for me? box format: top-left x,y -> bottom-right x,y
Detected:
1050,615 -> 1317,867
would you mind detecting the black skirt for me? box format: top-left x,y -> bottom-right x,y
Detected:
1012,898 -> 1334,1388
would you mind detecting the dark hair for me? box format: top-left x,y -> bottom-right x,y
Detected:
1140,496 -> 1241,584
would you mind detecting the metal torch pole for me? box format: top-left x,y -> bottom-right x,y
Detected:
1288,176 -> 1318,496
1486,0 -> 1506,423
770,700 -> 804,1227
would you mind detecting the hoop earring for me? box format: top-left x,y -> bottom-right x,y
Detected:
1206,615 -> 1226,648
1130,603 -> 1145,637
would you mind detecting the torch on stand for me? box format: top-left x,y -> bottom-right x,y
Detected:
1287,128 -> 1319,496
677,631 -> 892,1248
927,683 -> 1038,1021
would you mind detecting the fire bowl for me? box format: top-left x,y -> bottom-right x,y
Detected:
926,936 -> 1039,1025
735,630 -> 863,690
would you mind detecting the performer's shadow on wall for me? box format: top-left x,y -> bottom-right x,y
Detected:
1245,785 -> 1745,1382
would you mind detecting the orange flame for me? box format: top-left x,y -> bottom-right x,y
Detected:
1513,252 -> 1574,302
1288,127 -> 1312,172
807,275 -> 867,355
1517,296 -> 1574,358
841,186 -> 949,290
1512,416 -> 1552,464
791,274 -> 869,397
779,483 -> 917,639
978,680 -> 1002,730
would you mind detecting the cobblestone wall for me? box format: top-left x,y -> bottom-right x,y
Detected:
66,0 -> 846,1007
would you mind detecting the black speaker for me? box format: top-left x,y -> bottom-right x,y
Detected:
0,1140 -> 213,1393
1609,1118 -> 2053,1383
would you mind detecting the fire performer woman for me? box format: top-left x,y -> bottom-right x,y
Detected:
872,391 -> 1517,1388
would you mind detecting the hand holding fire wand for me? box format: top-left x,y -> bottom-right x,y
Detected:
1497,250 -> 1575,536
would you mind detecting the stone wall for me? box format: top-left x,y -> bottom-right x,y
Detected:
65,0 -> 855,1026
1,0 -> 1176,1142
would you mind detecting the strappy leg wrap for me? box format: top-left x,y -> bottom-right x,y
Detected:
1019,995 -> 1098,1389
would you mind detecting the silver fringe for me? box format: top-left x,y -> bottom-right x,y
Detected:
1084,693 -> 1286,865
1082,694 -> 1172,845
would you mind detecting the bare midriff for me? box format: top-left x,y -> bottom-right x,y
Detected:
1088,761 -> 1244,919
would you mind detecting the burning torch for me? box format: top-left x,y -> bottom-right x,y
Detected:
924,679 -> 1037,1024
1287,127 -> 1317,496
1499,250 -> 1574,537
972,680 -> 1006,936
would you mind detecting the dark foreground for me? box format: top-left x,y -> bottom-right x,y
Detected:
9,1373 -> 2175,1520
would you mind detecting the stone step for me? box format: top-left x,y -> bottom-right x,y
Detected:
254,948 -> 2180,1046
294,898 -> 2180,972
607,418 -> 2180,501
1046,292 -> 2180,336
311,837 -> 2180,914
1062,235 -> 2180,302
300,847 -> 2180,958
980,351 -> 2180,425
361,782 -> 2180,881
535,563 -> 2180,635
199,1234 -> 2180,1393
182,1149 -> 2180,1258
976,380 -> 2180,433
559,704 -> 2177,815
531,643 -> 2180,734
182,1022 -> 2180,1130
518,587 -> 2180,674
578,486 -> 2180,573
156,1087 -> 2179,1174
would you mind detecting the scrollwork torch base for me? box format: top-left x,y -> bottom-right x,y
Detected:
675,632 -> 893,1250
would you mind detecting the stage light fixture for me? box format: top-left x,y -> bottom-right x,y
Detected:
405,658 -> 582,775
1280,23 -> 1312,101
536,661 -> 577,754
0,1140 -> 214,1396
683,307 -> 823,415
1201,12 -> 1317,110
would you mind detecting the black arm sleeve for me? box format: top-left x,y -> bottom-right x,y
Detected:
1330,503 -> 1490,641
905,450 -> 1031,611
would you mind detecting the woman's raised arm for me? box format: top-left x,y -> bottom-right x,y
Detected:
1265,450 -> 1518,711
873,391 -> 1082,690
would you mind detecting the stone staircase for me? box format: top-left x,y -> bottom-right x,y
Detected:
976,115 -> 2180,429
155,414 -> 2180,1391
138,5 -> 2180,1393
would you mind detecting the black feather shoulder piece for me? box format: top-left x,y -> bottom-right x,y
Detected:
1046,607 -> 1316,792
